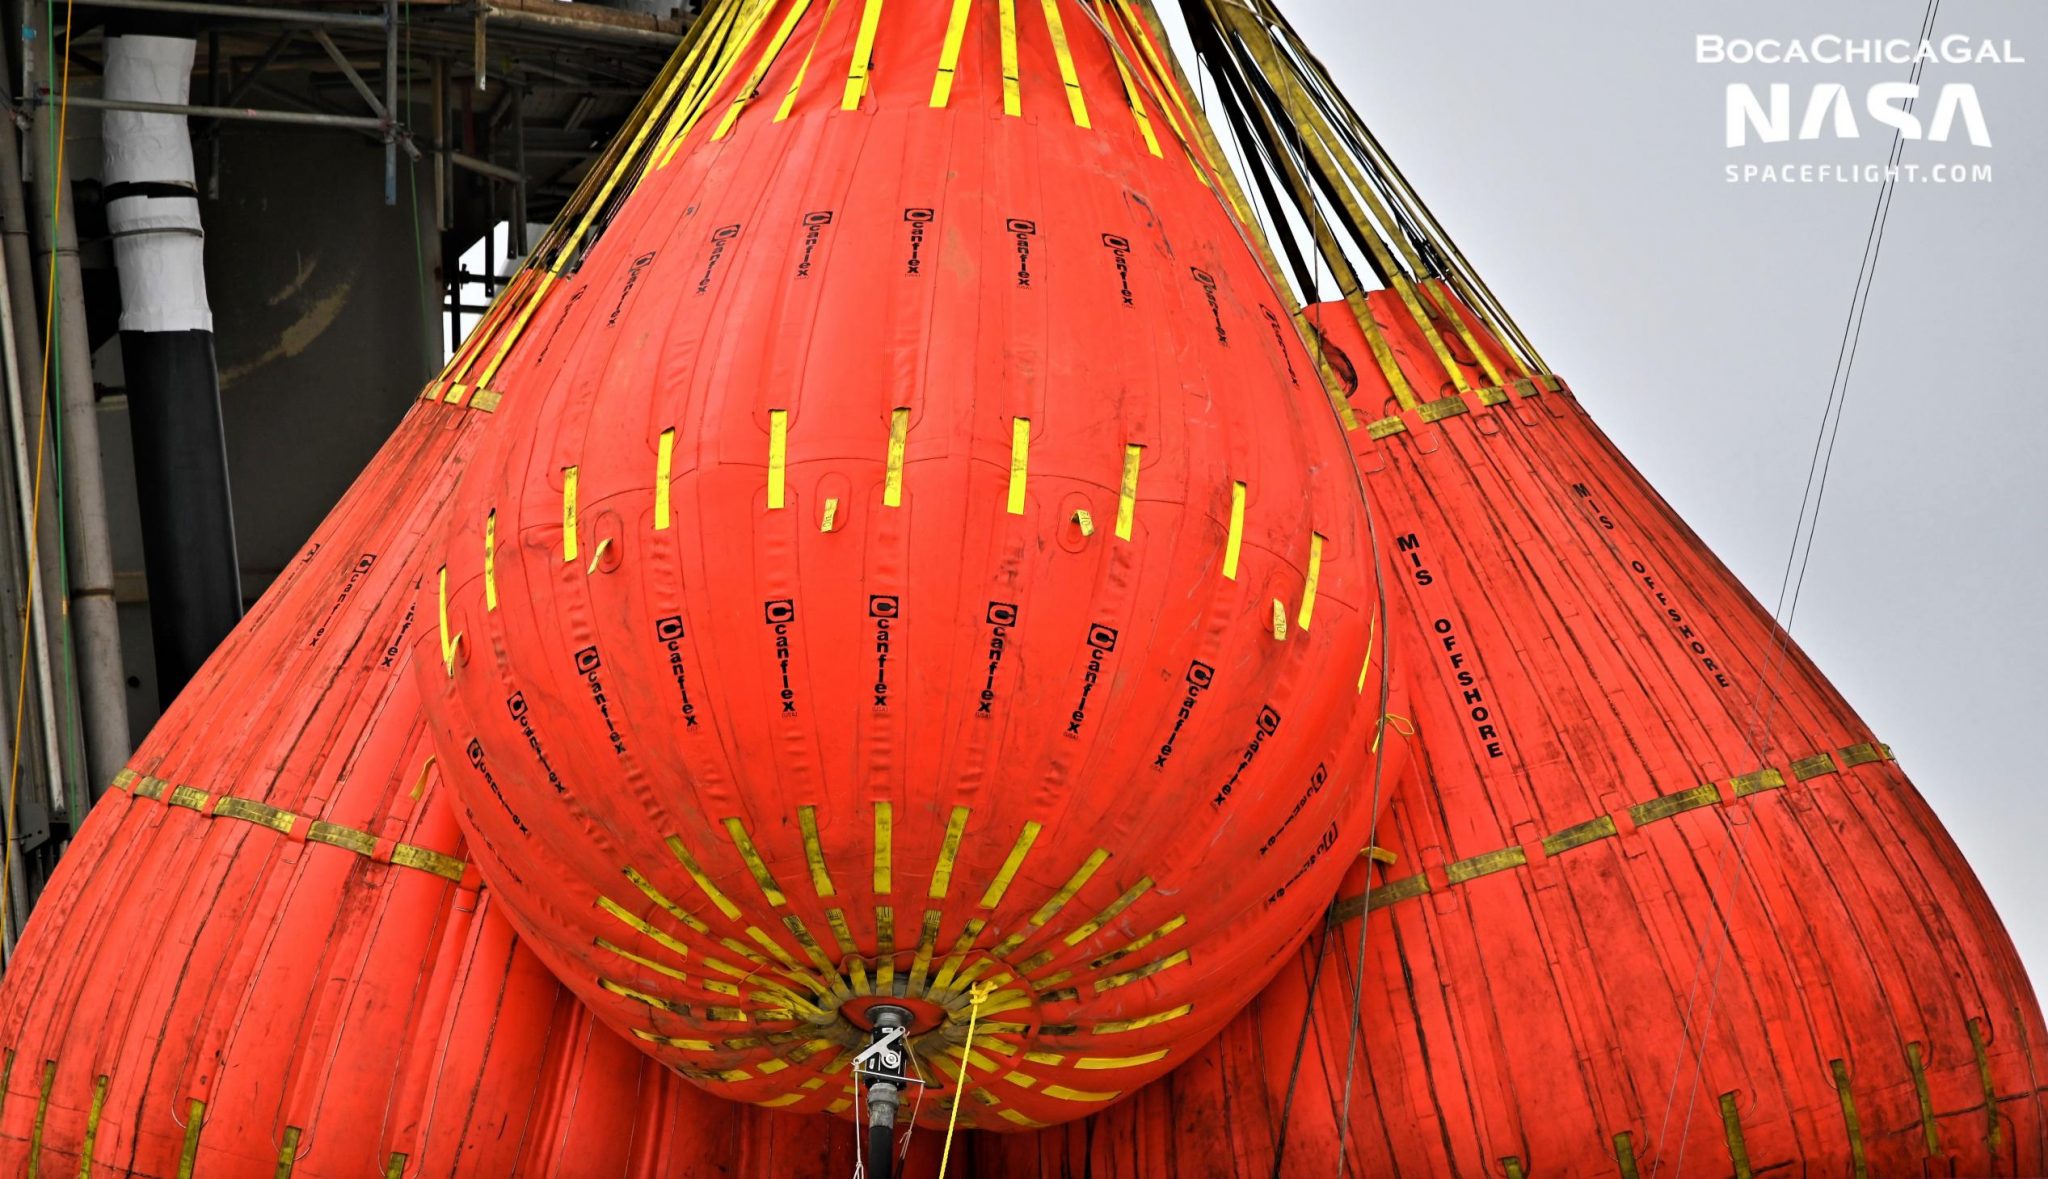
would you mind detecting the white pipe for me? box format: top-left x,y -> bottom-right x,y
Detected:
105,35 -> 211,333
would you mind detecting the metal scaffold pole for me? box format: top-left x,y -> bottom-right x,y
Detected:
0,77 -> 67,828
27,7 -> 134,803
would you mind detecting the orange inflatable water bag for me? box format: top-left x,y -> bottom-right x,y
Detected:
416,0 -> 1389,1128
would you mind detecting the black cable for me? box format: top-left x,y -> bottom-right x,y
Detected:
1223,29 -> 1394,288
1181,6 -> 1319,298
1268,914 -> 1337,1178
1652,3 -> 1939,1173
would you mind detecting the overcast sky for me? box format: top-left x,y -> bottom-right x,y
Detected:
1165,1 -> 2048,984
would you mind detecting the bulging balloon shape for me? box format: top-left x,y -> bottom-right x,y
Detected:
417,0 -> 1390,1129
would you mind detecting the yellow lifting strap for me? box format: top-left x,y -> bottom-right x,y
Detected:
935,980 -> 1001,1177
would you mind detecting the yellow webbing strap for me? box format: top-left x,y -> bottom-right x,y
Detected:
930,0 -> 975,107
777,0 -> 845,120
1039,0 -> 1090,127
843,0 -> 887,109
713,0 -> 815,139
1227,11 -> 1469,394
996,0 -> 1022,116
937,980 -> 1000,1177
1088,0 -> 1157,155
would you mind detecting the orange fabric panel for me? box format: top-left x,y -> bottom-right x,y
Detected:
418,0 -> 1386,1131
973,291 -> 2047,1174
0,400 -> 900,1176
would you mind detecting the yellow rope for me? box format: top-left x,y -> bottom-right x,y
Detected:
935,980 -> 998,1177
2,0 -> 77,952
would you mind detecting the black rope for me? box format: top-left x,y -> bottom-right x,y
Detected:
1222,28 -> 1395,288
1183,11 -> 1318,299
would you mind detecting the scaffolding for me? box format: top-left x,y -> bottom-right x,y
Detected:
0,0 -> 691,946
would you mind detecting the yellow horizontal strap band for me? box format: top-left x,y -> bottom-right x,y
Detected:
125,773 -> 468,882
307,820 -> 378,856
390,843 -> 466,881
1628,783 -> 1720,827
1541,815 -> 1617,857
1790,753 -> 1838,780
1417,396 -> 1469,423
1730,768 -> 1785,797
1329,745 -> 1890,926
1365,873 -> 1430,912
1317,883 -> 1403,927
1444,846 -> 1526,884
211,796 -> 296,835
167,785 -> 212,811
